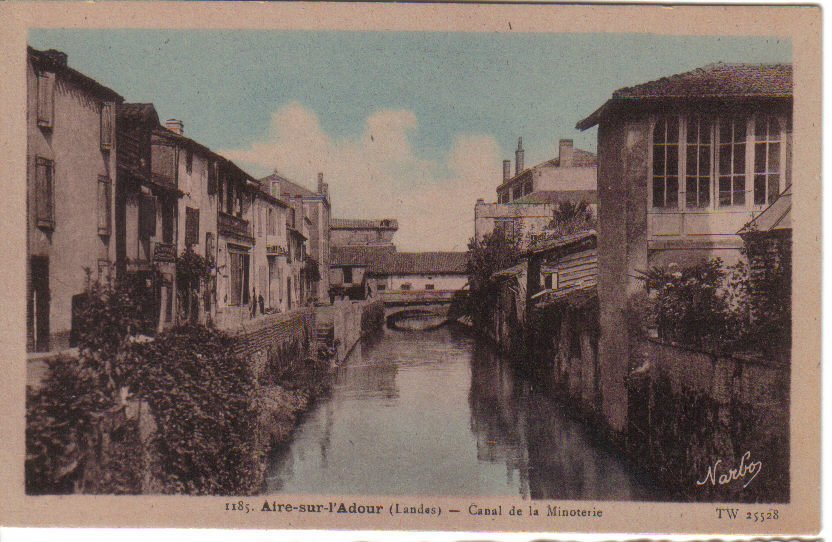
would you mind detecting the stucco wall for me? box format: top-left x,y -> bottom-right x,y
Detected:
27,60 -> 118,350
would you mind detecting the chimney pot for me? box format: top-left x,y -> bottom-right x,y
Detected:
559,139 -> 574,168
165,119 -> 184,135
515,137 -> 525,175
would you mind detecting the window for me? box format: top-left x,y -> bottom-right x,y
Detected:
652,116 -> 679,208
651,113 -> 784,211
35,157 -> 54,229
139,194 -> 157,239
718,116 -> 747,206
185,207 -> 200,246
97,176 -> 111,235
377,283 -> 386,291
37,72 -> 55,129
185,149 -> 193,175
100,103 -> 113,150
685,116 -> 711,208
400,283 -> 411,291
754,114 -> 781,205
512,185 -> 523,200
268,208 -> 276,235
523,181 -> 533,196
425,284 -> 435,290
543,271 -> 558,290
342,267 -> 353,284
207,162 -> 218,195
229,250 -> 249,306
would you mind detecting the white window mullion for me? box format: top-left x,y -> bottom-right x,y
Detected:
745,115 -> 755,211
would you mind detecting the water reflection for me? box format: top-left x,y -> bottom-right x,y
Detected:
263,325 -> 660,499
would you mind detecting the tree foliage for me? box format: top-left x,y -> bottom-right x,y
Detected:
465,226 -> 523,328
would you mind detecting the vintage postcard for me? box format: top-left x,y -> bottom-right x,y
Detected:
0,1 -> 821,536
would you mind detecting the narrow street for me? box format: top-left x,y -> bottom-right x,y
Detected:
263,324 -> 663,500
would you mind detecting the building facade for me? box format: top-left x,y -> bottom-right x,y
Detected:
474,138 -> 597,244
27,47 -> 123,351
576,62 -> 793,431
261,171 -> 331,304
330,218 -> 398,248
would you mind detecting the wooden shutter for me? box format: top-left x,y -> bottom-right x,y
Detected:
35,157 -> 54,228
207,162 -> 217,195
37,72 -> 55,128
100,102 -> 113,150
139,194 -> 157,239
97,176 -> 111,235
185,207 -> 200,246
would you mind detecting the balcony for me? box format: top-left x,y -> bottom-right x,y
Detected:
218,212 -> 254,243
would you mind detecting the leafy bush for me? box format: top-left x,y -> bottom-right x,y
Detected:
465,226 -> 523,329
176,247 -> 213,324
128,325 -> 262,495
639,259 -> 729,351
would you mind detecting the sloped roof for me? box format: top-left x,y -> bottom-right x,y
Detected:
499,149 -> 597,191
492,261 -> 528,281
525,229 -> 597,256
260,172 -> 318,197
512,190 -> 598,205
118,103 -> 160,126
739,185 -> 792,234
28,47 -> 124,103
577,63 -> 793,130
331,218 -> 399,230
375,252 -> 468,275
330,245 -> 398,267
542,148 -> 598,168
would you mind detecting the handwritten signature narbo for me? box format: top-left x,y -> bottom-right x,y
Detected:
696,451 -> 762,489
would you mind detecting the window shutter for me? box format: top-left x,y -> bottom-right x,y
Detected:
139,194 -> 157,239
97,176 -> 111,235
35,157 -> 54,229
100,102 -> 113,150
37,72 -> 55,128
207,162 -> 217,195
185,207 -> 200,246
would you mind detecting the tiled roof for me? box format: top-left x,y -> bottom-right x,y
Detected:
331,246 -> 469,275
375,252 -> 469,275
331,218 -> 399,230
739,185 -> 791,234
512,190 -> 598,205
577,63 -> 793,130
331,245 -> 398,267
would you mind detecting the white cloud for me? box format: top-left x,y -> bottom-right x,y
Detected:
222,102 -> 501,251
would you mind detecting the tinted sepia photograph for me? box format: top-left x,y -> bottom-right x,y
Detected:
1,1 -> 821,535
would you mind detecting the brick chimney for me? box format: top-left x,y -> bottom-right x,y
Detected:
515,137 -> 524,175
502,160 -> 511,183
559,139 -> 574,168
165,119 -> 184,135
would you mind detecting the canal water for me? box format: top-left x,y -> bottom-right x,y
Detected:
263,325 -> 661,500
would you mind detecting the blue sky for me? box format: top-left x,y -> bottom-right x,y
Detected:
29,30 -> 791,250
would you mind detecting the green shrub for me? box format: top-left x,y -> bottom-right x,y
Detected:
128,325 -> 262,495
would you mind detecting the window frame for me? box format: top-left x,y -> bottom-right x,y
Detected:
649,111 -> 787,213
